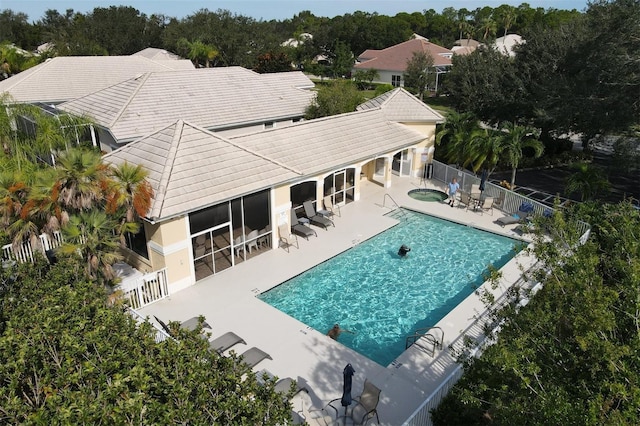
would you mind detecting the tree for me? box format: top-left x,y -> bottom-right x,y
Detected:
305,80 -> 364,119
432,201 -> 640,425
0,257 -> 293,423
59,210 -> 128,283
353,69 -> 379,90
565,162 -> 610,201
435,111 -> 483,167
328,40 -> 354,78
403,51 -> 434,100
499,121 -> 544,188
53,148 -> 109,214
254,51 -> 292,73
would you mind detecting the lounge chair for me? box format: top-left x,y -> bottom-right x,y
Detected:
278,224 -> 299,252
257,369 -> 309,397
239,347 -> 273,368
303,201 -> 334,229
209,331 -> 247,354
290,209 -> 317,240
154,315 -> 212,336
496,210 -> 531,227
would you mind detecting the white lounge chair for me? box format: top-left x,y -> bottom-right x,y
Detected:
278,224 -> 299,252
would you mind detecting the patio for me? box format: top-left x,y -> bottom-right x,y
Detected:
137,175 -> 536,425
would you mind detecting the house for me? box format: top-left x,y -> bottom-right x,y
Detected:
0,52 -> 194,104
352,34 -> 453,89
493,34 -> 525,57
57,67 -> 316,151
451,38 -> 482,56
102,87 -> 444,293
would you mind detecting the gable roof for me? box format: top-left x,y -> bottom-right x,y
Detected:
104,105 -> 429,221
354,38 -> 452,72
0,56 -> 195,104
356,88 -> 444,123
58,68 -> 315,143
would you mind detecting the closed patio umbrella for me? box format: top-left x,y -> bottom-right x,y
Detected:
479,169 -> 488,192
341,363 -> 356,410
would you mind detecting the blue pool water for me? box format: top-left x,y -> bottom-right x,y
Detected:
259,210 -> 522,366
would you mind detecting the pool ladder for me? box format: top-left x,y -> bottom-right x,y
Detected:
405,326 -> 444,357
383,194 -> 409,220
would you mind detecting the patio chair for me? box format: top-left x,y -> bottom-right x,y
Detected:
246,229 -> 259,253
257,225 -> 271,248
234,236 -> 246,257
319,195 -> 340,218
470,183 -> 481,198
303,201 -> 334,229
238,347 -> 272,369
479,196 -> 495,215
278,224 -> 299,252
319,379 -> 381,426
457,192 -> 472,210
208,331 -> 247,354
290,209 -> 317,240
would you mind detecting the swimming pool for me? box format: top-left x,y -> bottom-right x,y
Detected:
258,209 -> 522,366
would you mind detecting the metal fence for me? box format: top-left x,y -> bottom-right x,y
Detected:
431,161 -> 590,236
401,163 -> 592,425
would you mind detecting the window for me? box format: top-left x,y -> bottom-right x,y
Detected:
392,75 -> 401,87
124,224 -> 149,259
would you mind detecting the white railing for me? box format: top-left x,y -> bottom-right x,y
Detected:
3,232 -> 169,310
119,268 -> 169,309
127,307 -> 171,343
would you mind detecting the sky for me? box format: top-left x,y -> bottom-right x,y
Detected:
5,1 -> 590,23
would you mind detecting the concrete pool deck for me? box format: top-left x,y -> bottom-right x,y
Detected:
137,176 -> 537,425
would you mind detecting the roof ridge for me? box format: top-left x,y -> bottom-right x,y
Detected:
182,120 -> 304,176
109,72 -> 150,127
153,119 -> 185,218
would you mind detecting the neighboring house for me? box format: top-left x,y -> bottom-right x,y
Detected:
0,52 -> 194,104
58,67 -> 316,151
493,34 -> 525,57
451,38 -> 482,56
353,34 -> 453,89
132,47 -> 184,61
102,87 -> 444,293
281,33 -> 313,48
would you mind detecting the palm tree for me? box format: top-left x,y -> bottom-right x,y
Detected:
59,210 -> 134,284
106,162 -> 153,245
466,129 -> 504,174
499,121 -> 544,189
435,111 -> 484,167
565,163 -> 610,201
54,148 -> 109,214
479,17 -> 497,41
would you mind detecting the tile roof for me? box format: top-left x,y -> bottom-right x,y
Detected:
103,120 -> 300,220
354,38 -> 452,72
59,68 -> 315,143
132,48 -> 183,61
0,56 -> 195,104
356,88 -> 445,123
104,105 -> 429,220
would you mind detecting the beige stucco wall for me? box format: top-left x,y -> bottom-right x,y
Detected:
147,216 -> 192,291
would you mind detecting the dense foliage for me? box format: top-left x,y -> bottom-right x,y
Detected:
0,5 -> 581,77
305,80 -> 364,119
432,201 -> 640,425
445,0 -> 640,143
0,257 -> 292,424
